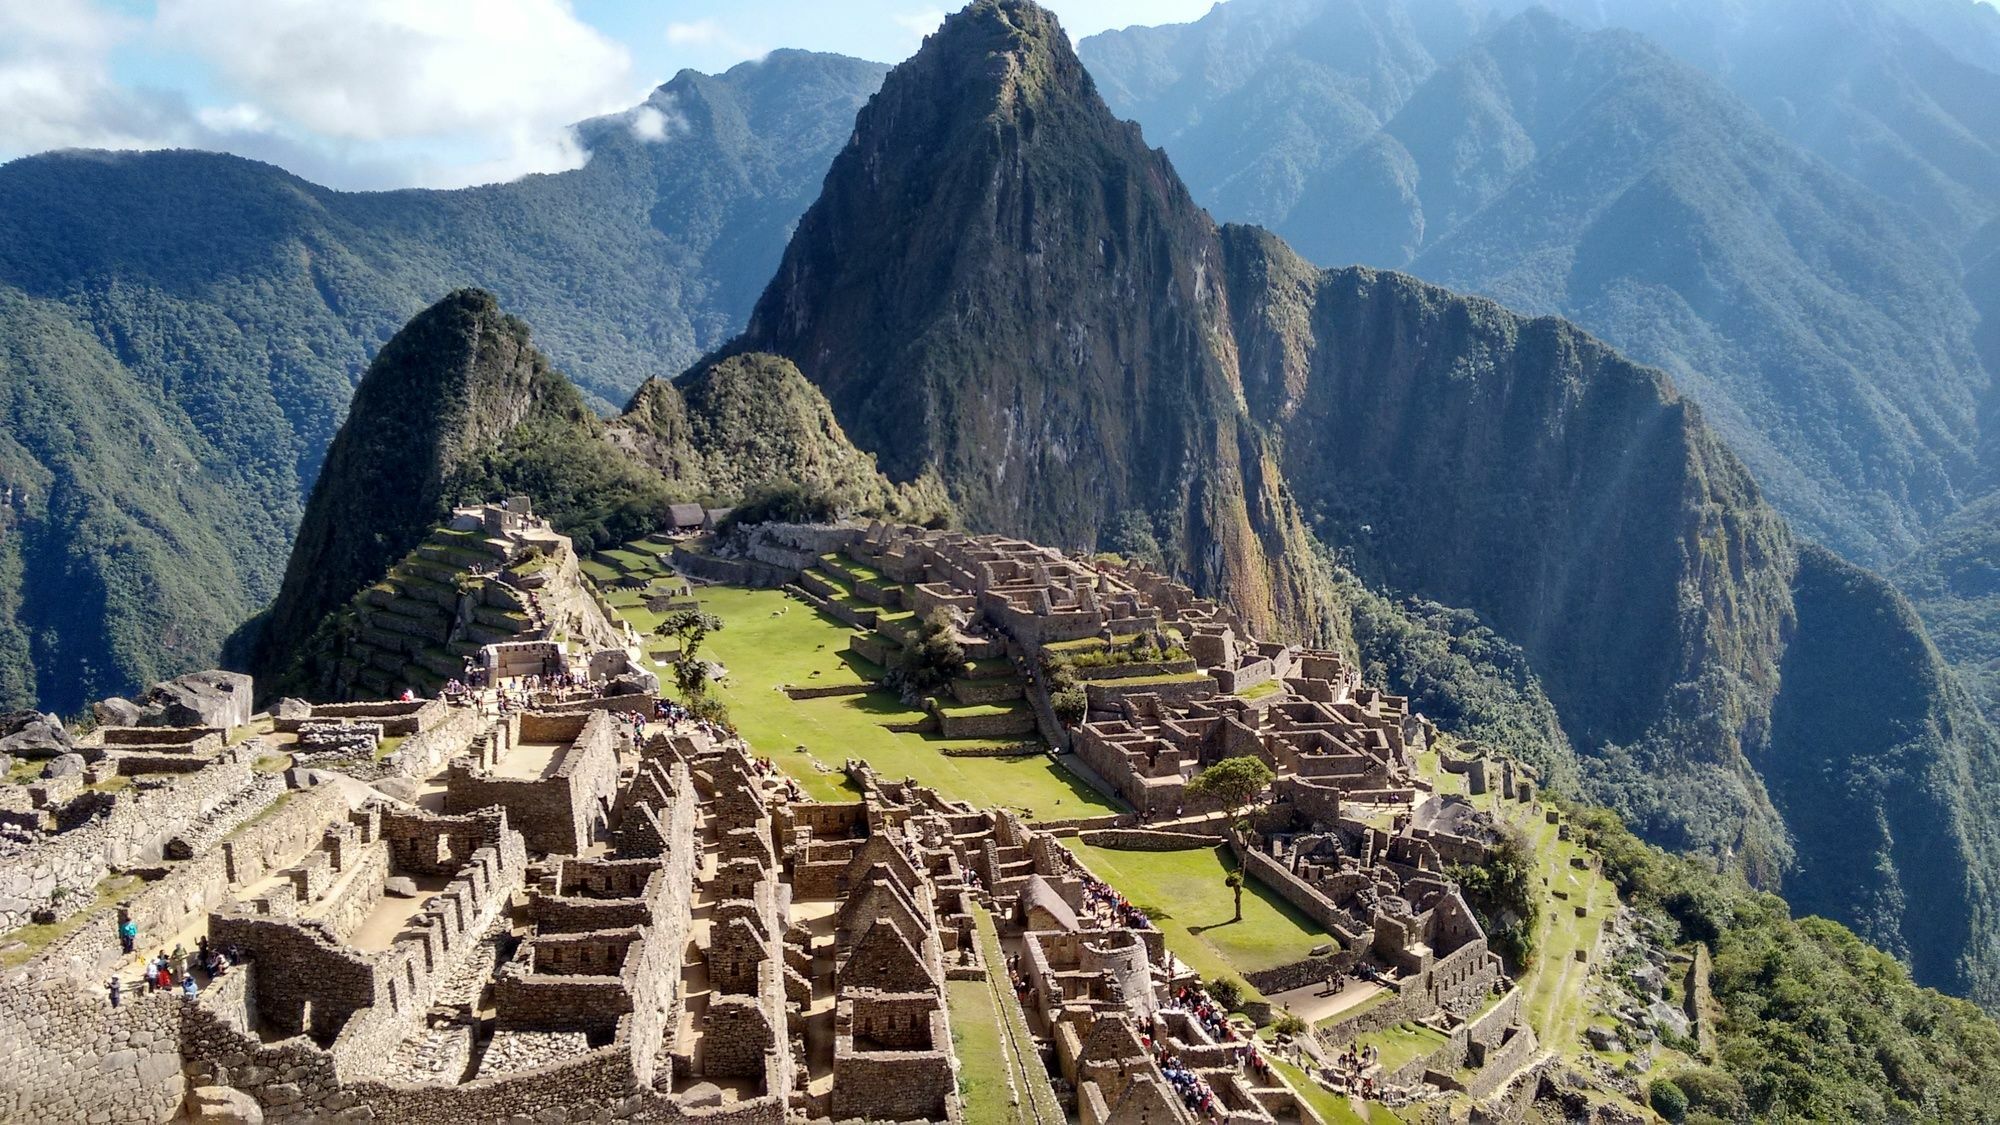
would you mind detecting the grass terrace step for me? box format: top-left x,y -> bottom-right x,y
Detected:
961,657 -> 1016,680
381,595 -> 444,621
399,557 -> 466,584
472,605 -> 532,631
950,677 -> 1024,706
463,622 -> 518,646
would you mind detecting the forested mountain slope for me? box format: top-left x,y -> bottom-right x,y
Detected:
728,0 -> 2000,1007
0,51 -> 887,713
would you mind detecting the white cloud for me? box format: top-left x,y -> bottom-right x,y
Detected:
151,0 -> 644,185
893,9 -> 947,38
626,99 -> 686,144
896,8 -> 948,51
0,0 -> 183,155
666,19 -> 727,46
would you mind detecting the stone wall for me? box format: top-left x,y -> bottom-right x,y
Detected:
830,1048 -> 955,1121
1226,831 -> 1359,945
445,712 -> 620,855
0,973 -> 188,1122
382,703 -> 486,778
538,692 -> 659,716
0,746 -> 261,931
933,706 -> 1037,739
1083,676 -> 1218,711
276,699 -> 446,737
671,547 -> 791,589
1244,953 -> 1352,996
1076,829 -> 1223,850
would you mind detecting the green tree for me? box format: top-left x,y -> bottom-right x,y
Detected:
1051,684 -> 1088,726
895,609 -> 968,693
1447,826 -> 1542,970
1205,976 -> 1244,1012
657,608 -> 723,703
1648,1078 -> 1688,1122
656,609 -> 722,660
1184,756 -> 1275,813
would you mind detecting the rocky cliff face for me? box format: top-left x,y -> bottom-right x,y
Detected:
730,0 -> 1333,641
723,0 -> 2000,1005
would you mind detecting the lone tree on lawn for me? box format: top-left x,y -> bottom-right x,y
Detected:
655,608 -> 723,701
1225,870 -> 1244,922
1184,756 -> 1275,815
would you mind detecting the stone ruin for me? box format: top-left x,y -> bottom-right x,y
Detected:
0,522 -> 1556,1123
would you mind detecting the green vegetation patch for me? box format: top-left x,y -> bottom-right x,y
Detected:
1354,1022 -> 1450,1073
602,584 -> 1110,816
1064,842 -> 1329,984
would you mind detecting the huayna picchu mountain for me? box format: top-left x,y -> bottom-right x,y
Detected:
721,0 -> 2000,1007
247,289 -> 672,685
254,290 -> 922,694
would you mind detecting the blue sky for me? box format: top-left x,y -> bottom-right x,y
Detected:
0,0 -> 1217,190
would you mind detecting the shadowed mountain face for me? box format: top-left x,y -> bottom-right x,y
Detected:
1081,1 -> 1993,572
0,51 -> 887,713
726,0 -> 2000,1007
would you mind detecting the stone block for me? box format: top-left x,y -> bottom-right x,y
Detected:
187,1085 -> 263,1124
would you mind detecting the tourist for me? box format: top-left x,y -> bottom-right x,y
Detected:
118,918 -> 137,954
153,960 -> 172,992
107,976 -> 121,1008
181,973 -> 198,999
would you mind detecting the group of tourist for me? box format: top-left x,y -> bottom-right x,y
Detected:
1326,1041 -> 1382,1098
108,936 -> 246,1008
1158,1050 -> 1226,1119
1077,870 -> 1153,930
651,698 -> 733,746
1169,984 -> 1238,1044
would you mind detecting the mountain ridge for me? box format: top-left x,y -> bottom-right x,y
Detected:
722,0 -> 2000,1007
0,51 -> 889,713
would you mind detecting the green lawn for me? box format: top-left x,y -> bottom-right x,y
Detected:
1079,671 -> 1211,688
606,583 -> 1113,817
947,978 -> 1014,1123
1354,1022 -> 1450,1072
1240,678 -> 1283,701
1063,842 -> 1331,987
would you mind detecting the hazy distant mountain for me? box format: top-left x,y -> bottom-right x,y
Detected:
0,51 -> 887,713
1082,0 -> 1993,569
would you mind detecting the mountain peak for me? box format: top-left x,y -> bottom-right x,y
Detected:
921,0 -> 1085,113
